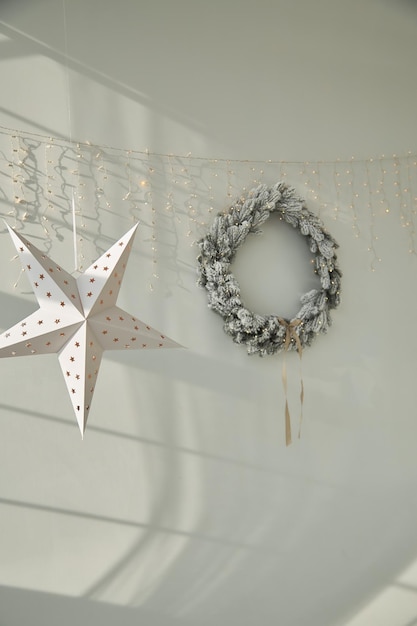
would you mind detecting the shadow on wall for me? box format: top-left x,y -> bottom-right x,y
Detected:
395,0 -> 417,13
0,585 -> 188,626
0,15 -> 205,140
2,0 -> 417,162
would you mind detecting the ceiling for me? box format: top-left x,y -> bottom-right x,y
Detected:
1,1 -> 417,625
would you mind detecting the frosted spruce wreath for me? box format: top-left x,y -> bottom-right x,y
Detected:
197,182 -> 342,444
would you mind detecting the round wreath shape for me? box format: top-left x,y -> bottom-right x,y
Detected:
197,182 -> 342,356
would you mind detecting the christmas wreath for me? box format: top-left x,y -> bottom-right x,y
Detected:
197,182 -> 341,357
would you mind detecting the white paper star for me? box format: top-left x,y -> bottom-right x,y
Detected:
0,223 -> 181,437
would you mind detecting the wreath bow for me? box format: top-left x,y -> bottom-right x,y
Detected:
279,318 -> 302,353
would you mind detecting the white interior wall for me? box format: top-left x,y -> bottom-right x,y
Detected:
0,2 -> 417,625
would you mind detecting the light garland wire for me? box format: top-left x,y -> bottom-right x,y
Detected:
0,125 -> 416,285
43,139 -> 55,237
365,158 -> 380,271
8,135 -> 22,288
10,134 -> 21,223
406,153 -> 417,255
332,159 -> 341,222
316,162 -> 330,217
348,158 -> 360,240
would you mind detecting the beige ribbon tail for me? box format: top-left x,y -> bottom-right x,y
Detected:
285,400 -> 292,447
298,376 -> 304,440
282,358 -> 292,446
278,317 -> 304,446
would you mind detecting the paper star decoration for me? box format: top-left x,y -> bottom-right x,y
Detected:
0,222 -> 181,437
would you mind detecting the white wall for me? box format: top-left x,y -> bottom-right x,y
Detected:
1,2 -> 417,625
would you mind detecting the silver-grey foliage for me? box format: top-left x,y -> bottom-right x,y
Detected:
197,182 -> 342,356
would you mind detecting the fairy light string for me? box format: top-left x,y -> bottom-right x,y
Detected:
406,153 -> 417,255
0,124 -> 416,288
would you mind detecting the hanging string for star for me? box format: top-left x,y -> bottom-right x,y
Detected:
62,0 -> 80,272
